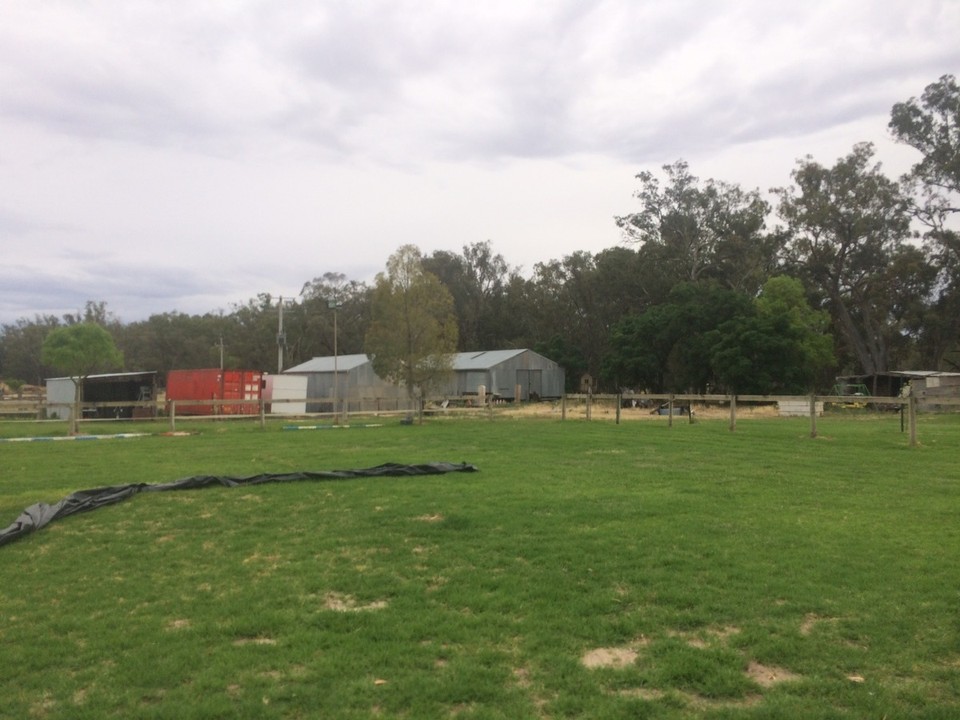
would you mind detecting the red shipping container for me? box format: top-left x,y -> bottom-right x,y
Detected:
166,369 -> 264,415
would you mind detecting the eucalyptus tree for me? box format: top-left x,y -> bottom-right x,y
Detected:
422,241 -> 514,351
299,272 -> 372,361
615,160 -> 779,299
0,314 -> 63,385
890,74 -> 960,368
776,143 -> 916,377
118,312 -> 229,375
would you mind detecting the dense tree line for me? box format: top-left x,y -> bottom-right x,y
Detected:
2,76 -> 957,395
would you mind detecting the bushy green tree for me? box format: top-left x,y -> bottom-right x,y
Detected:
603,283 -> 752,392
708,277 -> 834,393
365,245 -> 459,409
41,323 -> 123,433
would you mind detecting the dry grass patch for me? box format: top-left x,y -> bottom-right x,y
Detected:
233,636 -> 277,646
415,513 -> 445,522
323,591 -> 388,612
746,661 -> 801,687
581,646 -> 639,669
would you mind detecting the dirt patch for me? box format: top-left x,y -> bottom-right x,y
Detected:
233,636 -> 276,646
746,661 -> 801,687
616,688 -> 666,700
324,591 -> 388,612
415,514 -> 445,522
499,401 -> 779,421
581,647 -> 638,669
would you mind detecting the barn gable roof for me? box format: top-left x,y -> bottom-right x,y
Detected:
284,354 -> 371,373
284,349 -> 551,375
452,349 -> 527,370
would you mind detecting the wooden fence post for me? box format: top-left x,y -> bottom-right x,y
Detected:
809,394 -> 818,438
729,395 -> 737,432
616,393 -> 621,425
561,394 -> 567,421
259,397 -> 266,429
586,392 -> 592,421
908,395 -> 918,447
169,401 -> 176,432
668,394 -> 674,428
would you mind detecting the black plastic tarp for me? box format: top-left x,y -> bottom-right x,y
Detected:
0,462 -> 477,547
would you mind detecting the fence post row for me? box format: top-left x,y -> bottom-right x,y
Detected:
5,393 -> 948,446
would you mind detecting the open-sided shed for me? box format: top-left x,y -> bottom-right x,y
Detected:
46,371 -> 157,420
891,371 -> 960,409
837,371 -> 960,409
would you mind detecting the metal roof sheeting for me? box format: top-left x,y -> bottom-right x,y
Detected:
284,354 -> 372,373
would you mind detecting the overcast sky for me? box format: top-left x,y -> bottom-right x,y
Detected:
1,1 -> 958,325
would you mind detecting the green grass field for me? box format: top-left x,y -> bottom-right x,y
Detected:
1,414 -> 958,719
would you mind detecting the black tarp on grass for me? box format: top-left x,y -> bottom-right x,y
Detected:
0,462 -> 478,547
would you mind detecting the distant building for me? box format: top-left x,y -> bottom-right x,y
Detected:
283,349 -> 565,410
45,371 -> 157,420
836,371 -> 960,409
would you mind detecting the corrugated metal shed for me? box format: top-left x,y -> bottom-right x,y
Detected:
284,349 -> 565,405
283,354 -> 407,412
441,349 -> 565,399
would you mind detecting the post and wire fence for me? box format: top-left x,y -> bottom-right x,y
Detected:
3,392 -> 958,447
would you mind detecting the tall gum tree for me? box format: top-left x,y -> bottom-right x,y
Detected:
615,160 -> 779,298
776,143 -> 913,378
890,74 -> 960,368
365,245 -> 458,413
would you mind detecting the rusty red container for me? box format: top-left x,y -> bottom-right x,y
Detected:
166,369 -> 264,415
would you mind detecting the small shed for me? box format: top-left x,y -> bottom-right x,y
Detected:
441,349 -> 565,400
46,371 -> 158,420
837,371 -> 960,409
890,371 -> 960,409
283,354 -> 407,412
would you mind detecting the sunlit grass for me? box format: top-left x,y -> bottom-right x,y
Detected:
1,413 -> 959,718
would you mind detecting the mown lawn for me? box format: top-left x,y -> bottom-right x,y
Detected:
1,413 -> 958,719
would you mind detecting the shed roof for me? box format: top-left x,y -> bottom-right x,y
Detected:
452,349 -> 527,370
47,371 -> 157,382
284,354 -> 371,373
283,349 -> 545,375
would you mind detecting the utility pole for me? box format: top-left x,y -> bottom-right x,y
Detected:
277,296 -> 294,373
277,296 -> 285,373
328,298 -> 341,423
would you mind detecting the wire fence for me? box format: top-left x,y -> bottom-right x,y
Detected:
3,392 -> 958,447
